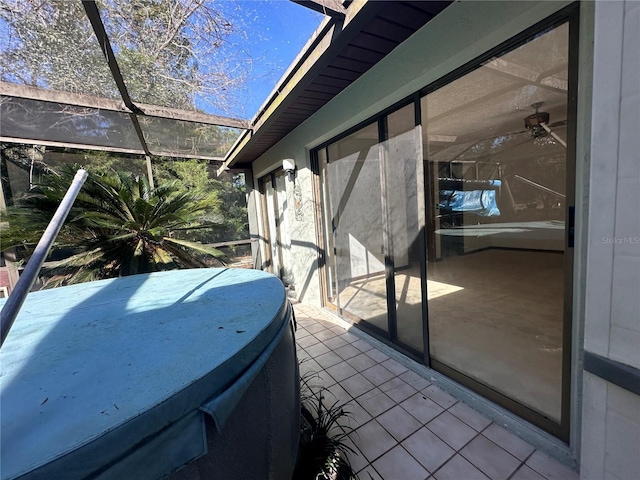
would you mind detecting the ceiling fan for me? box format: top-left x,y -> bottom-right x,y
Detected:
522,101 -> 567,147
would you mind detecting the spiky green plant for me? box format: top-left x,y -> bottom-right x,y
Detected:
295,367 -> 359,480
0,165 -> 226,287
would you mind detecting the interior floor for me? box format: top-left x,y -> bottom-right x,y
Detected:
332,248 -> 564,422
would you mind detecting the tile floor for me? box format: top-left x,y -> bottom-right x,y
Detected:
293,302 -> 579,480
334,249 -> 564,421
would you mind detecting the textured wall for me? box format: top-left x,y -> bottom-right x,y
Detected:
581,1 -> 640,478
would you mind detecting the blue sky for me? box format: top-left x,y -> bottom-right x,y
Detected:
216,0 -> 324,120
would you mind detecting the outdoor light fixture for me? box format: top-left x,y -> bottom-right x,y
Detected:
283,158 -> 296,182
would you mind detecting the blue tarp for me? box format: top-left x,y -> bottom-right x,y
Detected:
439,180 -> 501,217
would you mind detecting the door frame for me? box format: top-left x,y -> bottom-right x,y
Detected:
312,3 -> 579,441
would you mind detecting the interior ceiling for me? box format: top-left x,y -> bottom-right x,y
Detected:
426,23 -> 569,142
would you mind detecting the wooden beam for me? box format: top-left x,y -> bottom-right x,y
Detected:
0,82 -> 248,129
292,0 -> 347,18
0,82 -> 128,112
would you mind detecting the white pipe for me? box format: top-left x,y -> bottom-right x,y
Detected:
0,169 -> 88,347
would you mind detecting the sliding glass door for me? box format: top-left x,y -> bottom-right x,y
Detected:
321,122 -> 389,333
422,22 -> 570,428
315,15 -> 575,438
318,104 -> 424,351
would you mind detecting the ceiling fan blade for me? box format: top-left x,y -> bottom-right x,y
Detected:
547,119 -> 567,128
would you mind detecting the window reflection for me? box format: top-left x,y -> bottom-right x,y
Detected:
423,23 -> 568,421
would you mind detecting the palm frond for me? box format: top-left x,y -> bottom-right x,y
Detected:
3,164 -> 230,285
162,237 -> 226,260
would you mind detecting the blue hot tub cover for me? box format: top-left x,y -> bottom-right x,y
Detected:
0,268 -> 290,480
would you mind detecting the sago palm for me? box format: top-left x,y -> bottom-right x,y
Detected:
0,166 -> 226,287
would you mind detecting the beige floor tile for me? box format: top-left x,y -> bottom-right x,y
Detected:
482,423 -> 535,460
380,377 -> 419,403
510,465 -> 547,480
400,370 -> 432,391
427,411 -> 478,450
361,364 -> 396,386
402,427 -> 456,474
323,335 -> 349,350
459,435 -> 520,480
358,464 -> 383,479
448,402 -> 492,432
356,387 -> 397,417
314,328 -> 337,342
355,419 -> 398,462
326,361 -> 358,382
366,348 -> 390,363
343,438 -> 369,474
381,357 -> 409,375
314,350 -> 344,369
324,382 -> 352,406
305,342 -> 331,358
334,343 -> 362,360
346,352 -> 379,372
295,328 -> 311,339
373,445 -> 429,480
401,392 -> 444,424
377,405 -> 423,442
525,451 -> 579,480
296,334 -> 320,349
421,385 -> 458,409
292,304 -> 558,480
341,373 -> 376,398
304,322 -> 327,334
352,338 -> 375,352
433,454 -> 490,480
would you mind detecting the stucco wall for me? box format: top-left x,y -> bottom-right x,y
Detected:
580,1 -> 640,478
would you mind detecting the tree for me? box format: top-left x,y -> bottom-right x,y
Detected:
153,158 -> 248,244
0,165 -> 226,287
0,0 -> 250,114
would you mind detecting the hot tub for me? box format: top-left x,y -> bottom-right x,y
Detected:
0,268 -> 299,479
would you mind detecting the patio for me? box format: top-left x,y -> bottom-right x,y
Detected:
293,302 -> 579,480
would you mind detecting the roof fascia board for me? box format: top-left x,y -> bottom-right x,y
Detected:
224,0 -> 382,168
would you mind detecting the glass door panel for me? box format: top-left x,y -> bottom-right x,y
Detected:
264,179 -> 281,277
324,122 -> 388,332
318,148 -> 338,305
274,173 -> 294,285
385,104 -> 425,352
422,23 -> 569,422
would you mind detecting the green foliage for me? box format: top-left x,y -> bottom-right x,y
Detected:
153,158 -> 248,243
295,368 -> 359,480
0,164 -> 226,287
0,0 -> 247,113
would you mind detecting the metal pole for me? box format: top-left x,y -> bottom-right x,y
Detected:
0,169 -> 88,348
